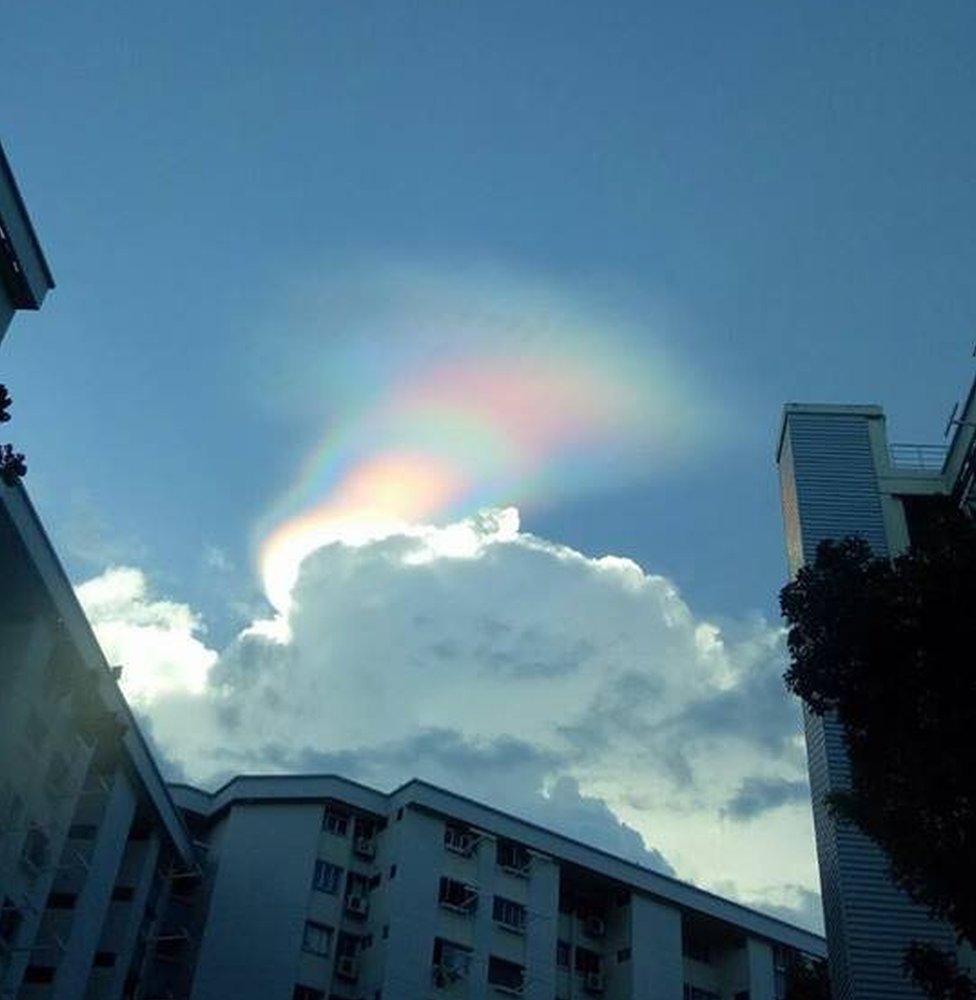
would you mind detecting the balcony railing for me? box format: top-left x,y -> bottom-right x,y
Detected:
888,443 -> 948,472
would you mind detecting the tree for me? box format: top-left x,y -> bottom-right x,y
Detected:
784,950 -> 831,1000
0,383 -> 27,485
780,500 -> 976,993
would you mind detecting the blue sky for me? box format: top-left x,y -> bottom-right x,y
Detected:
7,0 -> 976,628
5,2 -> 976,927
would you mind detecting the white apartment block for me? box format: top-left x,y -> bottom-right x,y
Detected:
173,776 -> 825,1000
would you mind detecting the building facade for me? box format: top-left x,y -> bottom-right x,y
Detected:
172,775 -> 824,1000
0,142 -> 54,339
1,141 -> 203,1000
776,391 -> 976,1000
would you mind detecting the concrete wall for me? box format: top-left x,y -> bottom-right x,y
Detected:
779,408 -> 955,1000
525,853 -> 559,1000
190,803 -> 322,1000
630,895 -> 682,1000
383,807 -> 445,997
746,938 -> 775,1000
53,768 -> 136,998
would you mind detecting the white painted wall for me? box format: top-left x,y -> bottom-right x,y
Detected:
190,803 -> 322,1000
630,896 -> 683,1000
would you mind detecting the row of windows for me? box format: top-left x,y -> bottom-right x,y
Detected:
438,877 -> 528,934
301,923 -> 376,959
443,823 -> 532,874
431,939 -> 526,993
556,941 -> 605,973
321,808 -> 380,843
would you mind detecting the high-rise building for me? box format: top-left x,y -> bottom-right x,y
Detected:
1,141 -> 203,1000
776,384 -> 976,999
0,143 -> 54,342
172,774 -> 824,1000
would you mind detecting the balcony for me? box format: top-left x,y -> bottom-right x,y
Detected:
888,443 -> 947,472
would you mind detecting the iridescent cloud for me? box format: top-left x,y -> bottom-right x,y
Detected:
257,266 -> 711,610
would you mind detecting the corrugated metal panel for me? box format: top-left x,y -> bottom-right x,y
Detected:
780,411 -> 955,1000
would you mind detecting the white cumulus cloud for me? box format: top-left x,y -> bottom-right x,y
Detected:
77,567 -> 217,705
75,510 -> 821,931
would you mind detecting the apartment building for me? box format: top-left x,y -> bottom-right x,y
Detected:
0,143 -> 53,341
172,775 -> 825,1000
776,382 -> 976,999
1,142 -> 203,1000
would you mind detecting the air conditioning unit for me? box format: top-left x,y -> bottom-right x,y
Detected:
354,836 -> 376,859
335,955 -> 359,981
492,984 -> 524,997
345,894 -> 369,917
583,915 -> 606,938
433,963 -> 464,987
585,971 -> 605,994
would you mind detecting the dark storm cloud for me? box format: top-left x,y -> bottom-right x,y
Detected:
724,776 -> 810,821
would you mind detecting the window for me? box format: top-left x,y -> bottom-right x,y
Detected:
396,808 -> 403,821
388,864 -> 397,879
360,933 -> 373,950
293,986 -> 325,1000
556,940 -> 571,967
93,951 -> 116,968
69,823 -> 98,840
47,892 -> 77,910
487,956 -> 525,994
683,935 -> 711,964
0,897 -> 22,944
617,947 -> 632,963
312,860 -> 343,894
23,966 -> 55,984
369,873 -> 381,889
492,896 -> 526,933
574,947 -> 601,975
322,810 -> 349,836
496,839 -> 530,874
444,823 -> 474,856
302,920 -> 333,957
432,938 -> 473,986
336,932 -> 360,958
439,877 -> 477,914
21,825 -> 50,874
382,924 -> 389,940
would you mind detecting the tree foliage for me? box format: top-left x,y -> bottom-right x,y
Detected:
780,500 -> 976,990
0,383 -> 27,485
785,950 -> 831,1000
905,942 -> 976,1000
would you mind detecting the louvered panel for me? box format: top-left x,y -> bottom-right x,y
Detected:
780,411 -> 955,1000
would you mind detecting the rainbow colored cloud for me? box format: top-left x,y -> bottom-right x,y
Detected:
257,266 -> 707,611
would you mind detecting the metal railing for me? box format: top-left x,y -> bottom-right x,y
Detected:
888,442 -> 948,471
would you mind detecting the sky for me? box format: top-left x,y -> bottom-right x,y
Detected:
5,1 -> 976,933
